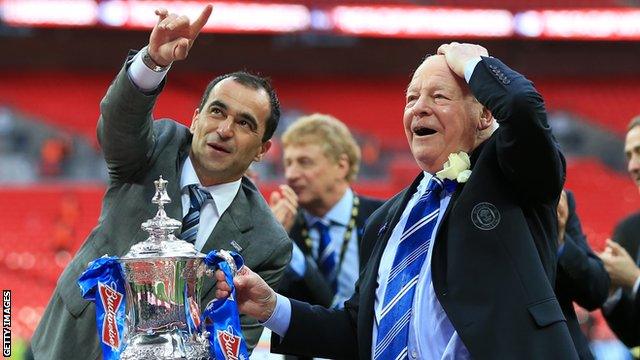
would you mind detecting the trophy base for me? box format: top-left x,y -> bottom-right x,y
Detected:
120,329 -> 209,359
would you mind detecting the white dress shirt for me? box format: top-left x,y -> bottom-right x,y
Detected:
179,158 -> 240,251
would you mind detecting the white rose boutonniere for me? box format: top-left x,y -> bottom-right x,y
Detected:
436,151 -> 472,183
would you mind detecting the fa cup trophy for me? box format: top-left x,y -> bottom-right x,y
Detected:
78,176 -> 248,359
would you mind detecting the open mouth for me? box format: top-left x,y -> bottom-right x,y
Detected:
413,125 -> 437,137
208,143 -> 231,154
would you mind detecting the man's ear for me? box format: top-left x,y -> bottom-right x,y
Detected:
336,153 -> 350,180
190,108 -> 200,133
477,106 -> 494,131
254,140 -> 272,162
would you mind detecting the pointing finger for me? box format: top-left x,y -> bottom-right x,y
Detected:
189,4 -> 213,39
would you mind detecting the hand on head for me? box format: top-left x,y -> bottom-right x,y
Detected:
148,4 -> 213,66
214,265 -> 278,322
436,42 -> 489,79
598,239 -> 640,289
269,184 -> 299,232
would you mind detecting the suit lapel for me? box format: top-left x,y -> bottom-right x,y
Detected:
289,213 -> 308,253
437,183 -> 463,235
201,181 -> 253,255
200,181 -> 254,296
166,143 -> 191,220
166,175 -> 183,221
433,141 -> 486,240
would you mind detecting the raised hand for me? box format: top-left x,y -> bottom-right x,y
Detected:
148,4 -> 213,66
215,266 -> 278,322
436,42 -> 489,79
269,185 -> 299,232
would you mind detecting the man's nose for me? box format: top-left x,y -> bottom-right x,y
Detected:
284,164 -> 299,181
216,117 -> 234,138
411,96 -> 433,118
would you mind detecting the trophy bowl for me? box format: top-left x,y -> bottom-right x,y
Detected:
119,255 -> 209,359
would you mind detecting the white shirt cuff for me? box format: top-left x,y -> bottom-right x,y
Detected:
260,293 -> 291,338
128,50 -> 168,92
463,57 -> 483,83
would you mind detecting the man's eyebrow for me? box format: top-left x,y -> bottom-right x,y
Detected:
209,100 -> 228,110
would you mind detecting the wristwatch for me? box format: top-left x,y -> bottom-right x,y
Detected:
141,46 -> 171,72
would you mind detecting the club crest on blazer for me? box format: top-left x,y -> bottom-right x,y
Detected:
471,202 -> 500,231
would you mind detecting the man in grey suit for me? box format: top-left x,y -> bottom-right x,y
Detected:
31,5 -> 292,359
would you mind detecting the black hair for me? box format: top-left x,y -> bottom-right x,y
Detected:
628,115 -> 640,132
198,71 -> 280,142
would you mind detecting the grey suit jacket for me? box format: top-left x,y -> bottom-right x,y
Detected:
31,61 -> 292,359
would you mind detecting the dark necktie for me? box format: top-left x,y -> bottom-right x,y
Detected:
314,221 -> 338,292
179,184 -> 212,244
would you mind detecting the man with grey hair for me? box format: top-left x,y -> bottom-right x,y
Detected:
215,42 -> 577,359
270,113 -> 383,312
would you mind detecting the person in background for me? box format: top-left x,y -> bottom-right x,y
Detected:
270,114 -> 384,309
600,115 -> 640,349
556,189 -> 610,359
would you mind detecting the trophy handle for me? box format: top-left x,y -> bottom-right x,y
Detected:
216,249 -> 238,277
203,249 -> 242,278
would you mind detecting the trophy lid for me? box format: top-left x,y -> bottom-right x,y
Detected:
122,176 -> 205,260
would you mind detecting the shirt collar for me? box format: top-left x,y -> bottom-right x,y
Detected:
418,171 -> 456,197
417,171 -> 434,196
304,188 -> 354,227
180,157 -> 241,216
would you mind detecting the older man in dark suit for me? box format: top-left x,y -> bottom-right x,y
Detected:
216,42 -> 577,359
31,5 -> 292,359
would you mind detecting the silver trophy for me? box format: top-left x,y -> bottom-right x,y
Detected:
117,176 -> 234,359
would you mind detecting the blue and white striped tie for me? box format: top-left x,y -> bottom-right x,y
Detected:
179,184 -> 212,244
374,177 -> 448,360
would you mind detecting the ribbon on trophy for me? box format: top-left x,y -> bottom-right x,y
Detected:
202,250 -> 249,360
77,255 -> 127,360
